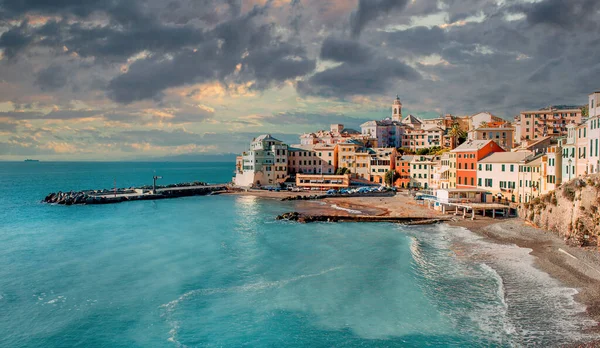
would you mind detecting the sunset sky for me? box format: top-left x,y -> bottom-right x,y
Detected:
0,0 -> 598,160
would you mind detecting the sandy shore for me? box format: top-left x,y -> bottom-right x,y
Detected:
227,189 -> 600,340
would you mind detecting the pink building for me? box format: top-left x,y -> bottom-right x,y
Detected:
518,106 -> 583,142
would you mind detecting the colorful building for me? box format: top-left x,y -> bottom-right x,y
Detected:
476,151 -> 532,201
468,125 -> 514,150
394,155 -> 413,188
586,91 -> 600,174
370,148 -> 397,184
518,105 -> 583,142
517,155 -> 543,203
451,139 -> 505,189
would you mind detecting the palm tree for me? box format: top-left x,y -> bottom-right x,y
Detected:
385,170 -> 397,187
448,123 -> 466,149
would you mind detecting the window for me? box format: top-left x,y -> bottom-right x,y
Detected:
478,178 -> 482,186
510,164 -> 514,172
470,178 -> 474,186
485,179 -> 493,187
501,164 -> 505,172
478,164 -> 482,171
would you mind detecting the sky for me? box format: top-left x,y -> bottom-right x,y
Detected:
0,0 -> 599,160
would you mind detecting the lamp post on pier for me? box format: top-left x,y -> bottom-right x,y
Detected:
153,175 -> 162,194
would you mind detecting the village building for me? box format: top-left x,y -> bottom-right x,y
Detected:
451,139 -> 505,189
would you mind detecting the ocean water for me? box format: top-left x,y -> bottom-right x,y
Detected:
0,162 -> 596,347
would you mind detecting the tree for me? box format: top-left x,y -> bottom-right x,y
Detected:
582,105 -> 589,118
385,170 -> 397,186
448,123 -> 466,149
335,167 -> 350,175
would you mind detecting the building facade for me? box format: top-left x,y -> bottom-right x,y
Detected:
476,151 -> 532,201
587,91 -> 600,174
234,134 -> 288,187
518,106 -> 583,141
468,126 -> 514,150
452,140 -> 505,189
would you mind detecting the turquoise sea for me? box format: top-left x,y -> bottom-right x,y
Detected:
0,162 -> 596,347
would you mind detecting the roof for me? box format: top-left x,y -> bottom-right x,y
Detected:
397,155 -> 414,161
478,151 -> 532,164
450,139 -> 497,152
402,114 -> 422,124
254,134 -> 280,142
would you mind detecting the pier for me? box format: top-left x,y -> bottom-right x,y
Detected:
421,197 -> 512,220
44,181 -> 229,205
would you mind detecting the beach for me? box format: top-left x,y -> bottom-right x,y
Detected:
229,189 -> 600,339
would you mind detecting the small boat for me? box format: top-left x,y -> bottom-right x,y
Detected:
24,159 -> 40,162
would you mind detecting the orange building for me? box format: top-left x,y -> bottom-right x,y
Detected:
394,155 -> 413,188
451,140 -> 504,188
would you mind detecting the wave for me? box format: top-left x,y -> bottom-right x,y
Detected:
330,204 -> 362,214
406,223 -> 599,346
160,266 -> 345,346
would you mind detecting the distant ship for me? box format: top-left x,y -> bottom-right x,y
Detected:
24,159 -> 40,162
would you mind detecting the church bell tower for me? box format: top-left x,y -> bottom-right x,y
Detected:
392,95 -> 402,121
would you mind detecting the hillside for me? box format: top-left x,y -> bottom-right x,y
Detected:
518,174 -> 600,248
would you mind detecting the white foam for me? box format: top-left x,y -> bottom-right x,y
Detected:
160,266 -> 345,345
419,223 -> 599,345
330,204 -> 362,214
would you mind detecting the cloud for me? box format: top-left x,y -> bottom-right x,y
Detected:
350,0 -> 409,38
35,64 -> 70,91
106,7 -> 315,103
320,36 -> 372,64
523,0 -> 600,29
382,26 -> 446,57
243,111 -> 370,127
298,56 -> 421,99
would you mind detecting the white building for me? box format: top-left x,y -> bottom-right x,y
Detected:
476,151 -> 532,201
234,134 -> 288,187
587,91 -> 600,174
410,155 -> 436,189
469,112 -> 504,130
517,155 -> 543,203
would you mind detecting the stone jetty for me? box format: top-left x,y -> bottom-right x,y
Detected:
276,211 -> 449,224
43,181 -> 229,205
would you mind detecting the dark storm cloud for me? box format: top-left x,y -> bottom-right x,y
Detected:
241,43 -> 316,90
350,0 -> 409,38
320,36 -> 372,64
35,64 -> 70,91
0,22 -> 33,59
0,0 -> 111,18
523,0 -> 600,29
298,55 -> 421,99
383,26 -> 446,57
108,7 -> 315,103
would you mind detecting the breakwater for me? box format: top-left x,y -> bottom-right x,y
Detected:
281,191 -> 395,201
276,211 -> 449,224
43,182 -> 229,205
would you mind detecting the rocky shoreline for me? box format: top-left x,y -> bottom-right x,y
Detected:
275,211 -> 449,224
